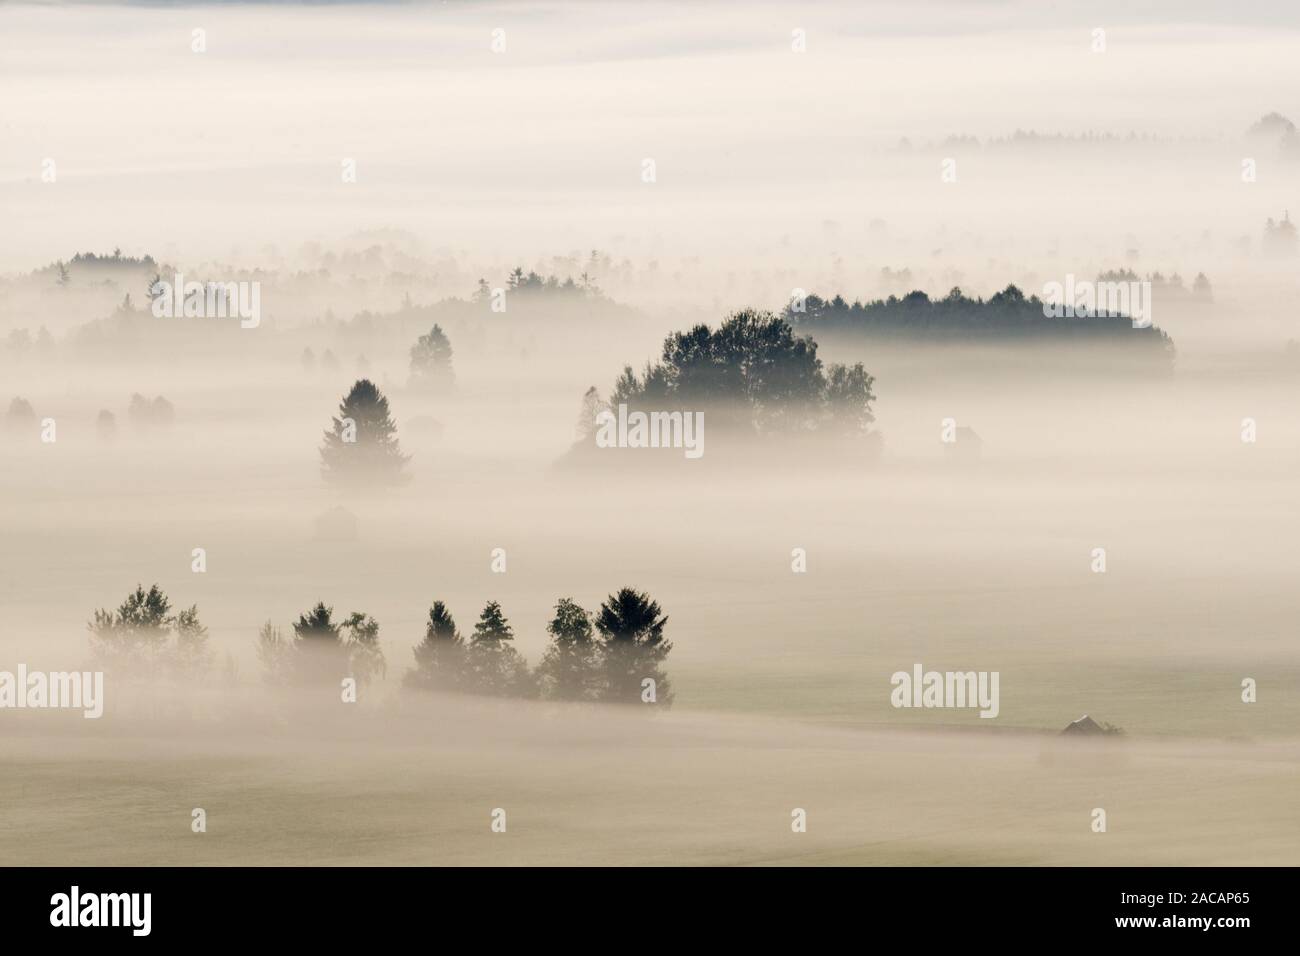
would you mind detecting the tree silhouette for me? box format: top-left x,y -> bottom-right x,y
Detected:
319,379 -> 410,488
574,386 -> 608,443
408,324 -> 455,392
464,601 -> 535,697
609,311 -> 874,436
5,397 -> 35,431
284,602 -> 383,685
128,393 -> 174,425
87,584 -> 209,675
789,285 -> 1177,368
406,600 -> 467,691
341,611 -> 385,684
172,605 -> 212,677
291,601 -> 348,683
594,588 -> 672,705
536,598 -> 602,701
257,621 -> 292,684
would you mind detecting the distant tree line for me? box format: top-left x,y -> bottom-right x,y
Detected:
3,394 -> 171,438
473,266 -> 605,302
1095,269 -> 1212,302
789,284 -> 1175,361
400,589 -> 672,704
86,585 -> 674,706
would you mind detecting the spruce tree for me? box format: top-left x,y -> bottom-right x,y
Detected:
408,600 -> 467,691
291,601 -> 348,683
594,588 -> 672,706
465,601 -> 535,698
319,379 -> 410,488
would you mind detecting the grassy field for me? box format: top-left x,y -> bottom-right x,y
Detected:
3,698 -> 1297,866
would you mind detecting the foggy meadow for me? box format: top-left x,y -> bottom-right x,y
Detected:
2,1 -> 1299,866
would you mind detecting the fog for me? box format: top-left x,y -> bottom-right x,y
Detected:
2,0 -> 1298,866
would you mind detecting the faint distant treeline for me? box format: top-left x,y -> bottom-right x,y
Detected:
3,392 -> 173,439
788,284 -> 1175,361
891,113 -> 1300,158
45,248 -> 159,277
577,310 -> 875,443
87,584 -> 673,706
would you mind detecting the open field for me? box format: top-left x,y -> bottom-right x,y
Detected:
3,0 -> 1300,868
3,703 -> 1297,866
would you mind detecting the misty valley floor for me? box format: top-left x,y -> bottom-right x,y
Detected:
1,700 -> 1296,866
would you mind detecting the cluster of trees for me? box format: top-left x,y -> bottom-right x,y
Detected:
84,584 -> 674,706
472,259 -> 608,303
593,310 -> 875,438
1096,269 -> 1212,302
66,249 -> 158,271
36,248 -> 160,286
790,284 -> 1175,359
87,584 -> 210,677
3,395 -> 161,437
128,393 -> 174,425
257,603 -> 385,687
403,589 -> 672,704
300,347 -> 341,374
